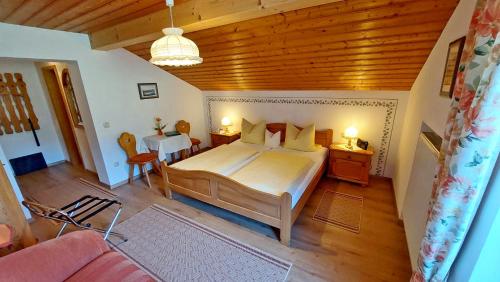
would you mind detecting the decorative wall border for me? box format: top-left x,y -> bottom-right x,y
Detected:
206,96 -> 398,176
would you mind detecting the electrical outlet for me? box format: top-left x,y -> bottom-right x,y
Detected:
103,121 -> 110,128
113,161 -> 119,167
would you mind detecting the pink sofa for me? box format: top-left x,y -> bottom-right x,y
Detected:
0,230 -> 154,282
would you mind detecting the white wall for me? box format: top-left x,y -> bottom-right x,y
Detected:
0,23 -> 206,186
392,0 -> 477,215
204,90 -> 409,177
0,58 -> 66,165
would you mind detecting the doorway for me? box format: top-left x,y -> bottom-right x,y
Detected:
41,66 -> 83,167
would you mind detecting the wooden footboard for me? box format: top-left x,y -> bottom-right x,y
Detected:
161,159 -> 327,246
161,161 -> 293,245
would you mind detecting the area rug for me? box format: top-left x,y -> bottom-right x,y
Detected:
108,205 -> 292,282
313,190 -> 363,233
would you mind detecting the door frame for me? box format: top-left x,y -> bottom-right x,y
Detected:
41,65 -> 83,167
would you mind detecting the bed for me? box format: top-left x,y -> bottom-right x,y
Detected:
161,123 -> 333,245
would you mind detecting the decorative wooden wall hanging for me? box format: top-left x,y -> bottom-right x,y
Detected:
0,73 -> 39,135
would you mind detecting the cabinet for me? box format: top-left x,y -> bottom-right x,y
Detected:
328,144 -> 373,186
210,132 -> 240,148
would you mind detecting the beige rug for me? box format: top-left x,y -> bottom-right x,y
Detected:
313,190 -> 363,233
109,205 -> 292,282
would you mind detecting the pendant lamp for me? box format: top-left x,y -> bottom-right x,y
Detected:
149,0 -> 203,67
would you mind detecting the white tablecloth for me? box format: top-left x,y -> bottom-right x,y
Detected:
141,133 -> 192,161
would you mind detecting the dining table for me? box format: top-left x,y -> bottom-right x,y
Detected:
141,133 -> 192,162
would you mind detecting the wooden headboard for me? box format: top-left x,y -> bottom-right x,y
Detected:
266,123 -> 333,148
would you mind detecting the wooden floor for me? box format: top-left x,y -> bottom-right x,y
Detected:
18,163 -> 411,281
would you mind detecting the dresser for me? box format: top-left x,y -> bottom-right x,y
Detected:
328,144 -> 374,186
210,132 -> 241,147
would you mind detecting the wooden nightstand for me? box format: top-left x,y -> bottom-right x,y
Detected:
210,132 -> 241,148
328,144 -> 374,186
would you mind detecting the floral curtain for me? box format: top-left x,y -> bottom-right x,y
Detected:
412,0 -> 500,281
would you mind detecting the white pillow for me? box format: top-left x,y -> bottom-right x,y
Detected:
265,130 -> 281,148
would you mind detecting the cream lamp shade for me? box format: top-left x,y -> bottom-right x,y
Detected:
150,27 -> 203,66
221,117 -> 232,133
344,126 -> 359,139
344,126 -> 359,149
149,0 -> 202,67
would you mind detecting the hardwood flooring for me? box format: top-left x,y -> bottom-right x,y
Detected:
18,163 -> 411,281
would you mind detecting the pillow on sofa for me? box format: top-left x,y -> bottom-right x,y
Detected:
265,129 -> 281,148
241,118 -> 266,144
284,123 -> 316,152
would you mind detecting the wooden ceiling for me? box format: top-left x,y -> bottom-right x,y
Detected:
1,0 -> 459,91
0,0 -> 169,33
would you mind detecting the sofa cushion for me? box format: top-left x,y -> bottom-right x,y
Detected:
0,230 -> 109,282
66,251 -> 154,282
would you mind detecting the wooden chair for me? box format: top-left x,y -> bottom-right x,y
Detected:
175,120 -> 201,156
118,132 -> 156,188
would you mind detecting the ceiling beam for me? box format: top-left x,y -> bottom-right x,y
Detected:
89,0 -> 342,50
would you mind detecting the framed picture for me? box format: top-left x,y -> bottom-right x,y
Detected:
62,69 -> 84,128
439,37 -> 466,98
138,83 -> 159,99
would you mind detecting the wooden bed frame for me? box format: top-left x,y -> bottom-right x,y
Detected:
161,123 -> 333,246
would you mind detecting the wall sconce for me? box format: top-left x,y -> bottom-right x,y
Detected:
221,117 -> 232,134
343,126 -> 358,150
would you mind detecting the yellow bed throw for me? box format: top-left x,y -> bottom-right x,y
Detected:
229,151 -> 313,196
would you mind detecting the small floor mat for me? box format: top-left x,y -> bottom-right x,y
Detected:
313,190 -> 363,233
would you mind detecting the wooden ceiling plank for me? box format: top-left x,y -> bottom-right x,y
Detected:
163,50 -> 431,72
0,0 -> 24,20
128,31 -> 442,59
195,14 -> 451,52
172,49 -> 432,71
168,68 -> 423,79
184,0 -> 417,41
186,0 -> 457,45
166,63 -> 427,76
68,0 -> 164,32
165,57 -> 429,73
89,0 -> 344,50
54,0 -> 146,31
178,76 -> 419,84
130,40 -> 437,60
170,72 -> 420,81
175,42 -> 438,66
40,0 -> 114,29
3,0 -> 54,24
22,0 -> 82,26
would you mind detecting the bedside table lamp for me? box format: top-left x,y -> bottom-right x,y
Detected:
221,117 -> 232,134
343,126 -> 358,150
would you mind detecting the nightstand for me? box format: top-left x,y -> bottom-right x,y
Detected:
328,144 -> 374,186
210,132 -> 241,148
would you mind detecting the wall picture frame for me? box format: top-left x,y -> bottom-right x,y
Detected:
138,83 -> 159,99
439,37 -> 466,98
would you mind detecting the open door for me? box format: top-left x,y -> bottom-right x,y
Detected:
41,66 -> 83,167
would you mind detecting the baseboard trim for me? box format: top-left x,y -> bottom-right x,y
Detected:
46,160 -> 67,167
104,169 -> 156,189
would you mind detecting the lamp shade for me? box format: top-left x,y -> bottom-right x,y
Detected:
149,27 -> 203,67
344,126 -> 358,139
221,117 -> 232,126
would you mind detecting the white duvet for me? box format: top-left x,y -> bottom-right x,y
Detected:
171,141 -> 266,175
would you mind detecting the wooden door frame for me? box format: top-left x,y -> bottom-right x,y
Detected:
41,66 -> 83,167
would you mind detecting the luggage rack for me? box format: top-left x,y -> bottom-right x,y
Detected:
23,195 -> 126,241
